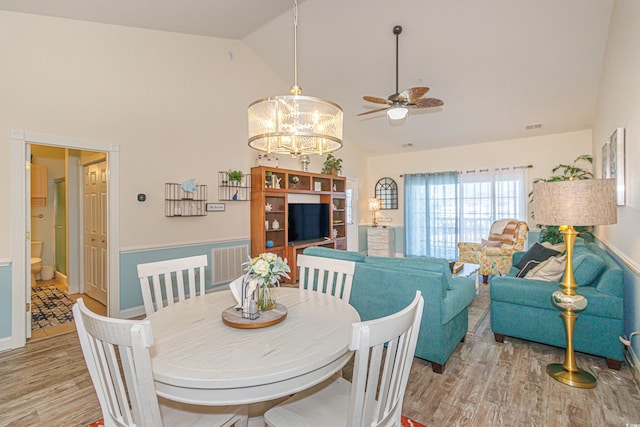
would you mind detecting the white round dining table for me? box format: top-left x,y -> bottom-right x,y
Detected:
148,287 -> 360,405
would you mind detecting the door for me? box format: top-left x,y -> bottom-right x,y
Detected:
84,161 -> 108,304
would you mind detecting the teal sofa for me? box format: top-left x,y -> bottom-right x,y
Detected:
490,239 -> 624,368
303,247 -> 476,373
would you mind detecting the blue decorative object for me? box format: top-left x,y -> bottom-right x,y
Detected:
266,240 -> 275,248
232,191 -> 238,200
180,179 -> 197,193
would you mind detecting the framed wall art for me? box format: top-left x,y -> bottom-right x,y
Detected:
601,142 -> 609,178
608,127 -> 625,206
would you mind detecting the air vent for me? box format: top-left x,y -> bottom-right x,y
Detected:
525,123 -> 543,130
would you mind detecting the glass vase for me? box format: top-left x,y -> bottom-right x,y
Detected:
258,284 -> 276,311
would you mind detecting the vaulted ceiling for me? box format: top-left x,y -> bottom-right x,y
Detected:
0,0 -> 614,155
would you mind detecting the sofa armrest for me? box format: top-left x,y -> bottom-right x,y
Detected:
442,277 -> 476,324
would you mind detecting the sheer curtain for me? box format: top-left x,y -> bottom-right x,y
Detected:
459,168 -> 526,241
405,172 -> 459,259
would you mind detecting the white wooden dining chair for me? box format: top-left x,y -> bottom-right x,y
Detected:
137,254 -> 207,316
264,291 -> 424,427
73,298 -> 248,427
297,254 -> 356,303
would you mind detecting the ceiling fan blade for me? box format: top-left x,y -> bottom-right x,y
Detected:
398,87 -> 430,103
409,97 -> 445,108
357,106 -> 391,116
363,96 -> 393,105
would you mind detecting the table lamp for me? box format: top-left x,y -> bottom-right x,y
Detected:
368,198 -> 381,226
533,178 -> 617,388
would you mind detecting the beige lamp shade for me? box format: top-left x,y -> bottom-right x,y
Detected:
533,179 -> 617,226
368,198 -> 381,212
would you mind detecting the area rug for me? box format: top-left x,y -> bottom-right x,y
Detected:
467,282 -> 490,334
31,285 -> 75,331
89,416 -> 425,427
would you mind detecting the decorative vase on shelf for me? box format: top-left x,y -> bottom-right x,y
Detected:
259,283 -> 277,311
272,219 -> 280,230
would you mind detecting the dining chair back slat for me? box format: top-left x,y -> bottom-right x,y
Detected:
74,299 -> 162,427
74,298 -> 249,427
264,291 -> 424,427
137,255 -> 207,316
297,254 -> 355,303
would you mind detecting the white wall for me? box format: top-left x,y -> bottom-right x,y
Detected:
366,130 -> 592,226
0,11 -> 371,257
592,0 -> 640,266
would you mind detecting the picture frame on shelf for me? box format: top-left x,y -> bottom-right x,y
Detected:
314,181 -> 322,192
608,128 -> 625,206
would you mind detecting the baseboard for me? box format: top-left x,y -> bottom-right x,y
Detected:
0,336 -> 12,353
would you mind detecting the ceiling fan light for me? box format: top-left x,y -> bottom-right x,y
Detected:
387,106 -> 408,120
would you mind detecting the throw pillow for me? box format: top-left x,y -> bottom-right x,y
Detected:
516,260 -> 542,278
525,255 -> 567,282
514,243 -> 561,270
481,239 -> 503,248
541,241 -> 566,253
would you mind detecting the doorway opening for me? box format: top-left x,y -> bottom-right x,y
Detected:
11,130 -> 121,350
29,146 -> 108,340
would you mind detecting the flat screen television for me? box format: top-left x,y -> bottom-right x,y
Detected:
288,203 -> 330,243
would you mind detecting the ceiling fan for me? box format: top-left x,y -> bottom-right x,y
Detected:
359,25 -> 444,120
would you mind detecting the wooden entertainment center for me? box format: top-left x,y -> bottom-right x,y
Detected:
250,166 -> 347,283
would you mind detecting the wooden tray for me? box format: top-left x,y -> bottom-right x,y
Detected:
221,303 -> 287,329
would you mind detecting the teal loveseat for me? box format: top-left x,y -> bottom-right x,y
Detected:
303,247 -> 476,373
490,239 -> 624,368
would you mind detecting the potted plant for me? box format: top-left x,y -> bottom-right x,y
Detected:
321,154 -> 343,176
228,170 -> 244,186
530,154 -> 594,244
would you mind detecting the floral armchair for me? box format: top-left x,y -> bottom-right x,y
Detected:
458,219 -> 529,283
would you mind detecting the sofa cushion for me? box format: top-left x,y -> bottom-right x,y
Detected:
572,246 -> 605,286
514,243 -> 561,270
303,246 -> 366,263
364,256 -> 453,289
490,276 -> 622,319
516,260 -> 543,278
541,241 -> 566,253
524,255 -> 566,281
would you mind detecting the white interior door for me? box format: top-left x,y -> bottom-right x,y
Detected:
83,161 -> 107,304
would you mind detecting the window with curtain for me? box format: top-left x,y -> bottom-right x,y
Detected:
405,167 -> 526,259
404,172 -> 459,259
459,168 -> 526,242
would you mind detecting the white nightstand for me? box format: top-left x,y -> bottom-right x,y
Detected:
367,227 -> 395,257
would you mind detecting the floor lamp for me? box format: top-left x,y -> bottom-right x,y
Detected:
533,179 -> 617,388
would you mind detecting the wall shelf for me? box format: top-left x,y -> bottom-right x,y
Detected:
165,183 -> 208,217
218,171 -> 251,201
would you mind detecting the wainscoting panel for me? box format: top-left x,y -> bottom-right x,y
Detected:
211,245 -> 248,285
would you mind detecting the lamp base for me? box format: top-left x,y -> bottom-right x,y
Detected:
546,363 -> 596,389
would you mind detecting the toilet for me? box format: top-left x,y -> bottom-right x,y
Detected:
31,240 -> 43,287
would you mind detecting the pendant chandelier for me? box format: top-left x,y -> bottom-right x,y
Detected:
247,0 -> 343,158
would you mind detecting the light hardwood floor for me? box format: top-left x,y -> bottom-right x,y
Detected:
1,284 -> 639,426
